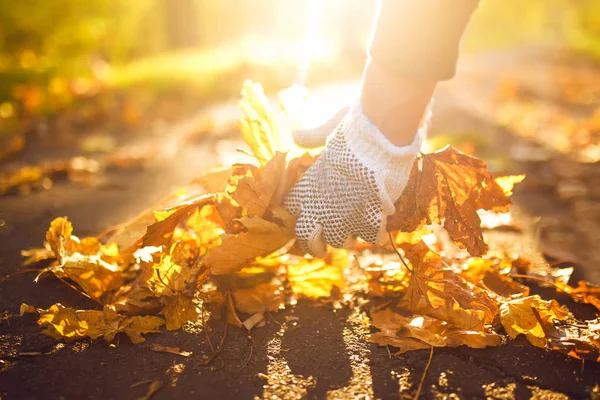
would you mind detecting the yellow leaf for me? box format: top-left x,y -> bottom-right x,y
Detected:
204,216 -> 294,275
0,165 -> 43,194
400,242 -> 498,332
61,256 -> 124,300
142,195 -> 218,249
369,308 -> 501,354
500,295 -> 569,348
161,294 -> 198,331
37,304 -> 164,343
495,174 -> 526,197
45,217 -> 73,264
123,315 -> 165,344
287,250 -> 348,298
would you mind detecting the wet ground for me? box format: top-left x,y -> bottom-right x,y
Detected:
1,50 -> 599,399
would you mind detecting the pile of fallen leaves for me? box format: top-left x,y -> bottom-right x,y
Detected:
18,80 -> 600,362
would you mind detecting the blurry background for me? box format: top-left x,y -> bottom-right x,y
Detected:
1,0 -> 600,133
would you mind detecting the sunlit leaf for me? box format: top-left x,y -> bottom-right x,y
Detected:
233,283 -> 283,314
499,295 -> 569,348
400,242 -> 498,332
389,146 -> 515,256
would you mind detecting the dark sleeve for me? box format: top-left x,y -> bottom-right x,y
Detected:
368,0 -> 480,81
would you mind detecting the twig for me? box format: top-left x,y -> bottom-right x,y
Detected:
414,346 -> 434,400
508,273 -> 563,291
202,322 -> 229,366
388,232 -> 413,274
237,342 -> 254,372
200,305 -> 216,353
55,275 -> 103,306
267,312 -> 283,327
0,269 -> 43,284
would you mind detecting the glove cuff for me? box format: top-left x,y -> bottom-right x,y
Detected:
341,100 -> 428,172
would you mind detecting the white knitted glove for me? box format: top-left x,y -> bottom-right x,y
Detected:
284,102 -> 428,257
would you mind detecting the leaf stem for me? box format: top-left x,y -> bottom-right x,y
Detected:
414,345 -> 434,400
388,232 -> 413,274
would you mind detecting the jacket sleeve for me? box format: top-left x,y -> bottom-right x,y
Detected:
368,0 -> 480,81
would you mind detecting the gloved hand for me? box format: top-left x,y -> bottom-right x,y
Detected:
284,101 -> 429,257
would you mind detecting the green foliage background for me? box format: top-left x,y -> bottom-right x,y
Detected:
0,0 -> 599,117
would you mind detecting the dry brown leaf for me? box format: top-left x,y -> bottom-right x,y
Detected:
204,216 -> 294,275
242,312 -> 266,331
499,295 -> 569,348
388,146 -> 513,256
225,291 -> 243,328
546,318 -> 600,362
233,283 -> 284,314
150,343 -> 192,357
229,152 -> 286,217
369,308 -> 502,354
400,242 -> 499,332
20,303 -> 37,316
38,304 -> 164,343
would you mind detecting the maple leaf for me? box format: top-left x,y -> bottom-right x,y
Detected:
388,146 -> 513,256
142,194 -> 220,249
233,283 -> 284,314
400,241 -> 499,332
499,295 -> 570,348
287,249 -> 348,298
56,255 -> 124,301
38,304 -> 164,343
37,218 -> 125,301
204,215 -> 295,275
228,152 -> 287,217
45,217 -> 73,264
161,294 -> 199,331
369,308 -> 502,354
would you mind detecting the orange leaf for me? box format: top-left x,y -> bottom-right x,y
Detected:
388,146 -> 513,256
204,216 -> 295,275
229,152 -> 286,217
400,242 -> 499,332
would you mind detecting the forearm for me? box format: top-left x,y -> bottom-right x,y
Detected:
368,0 -> 480,81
